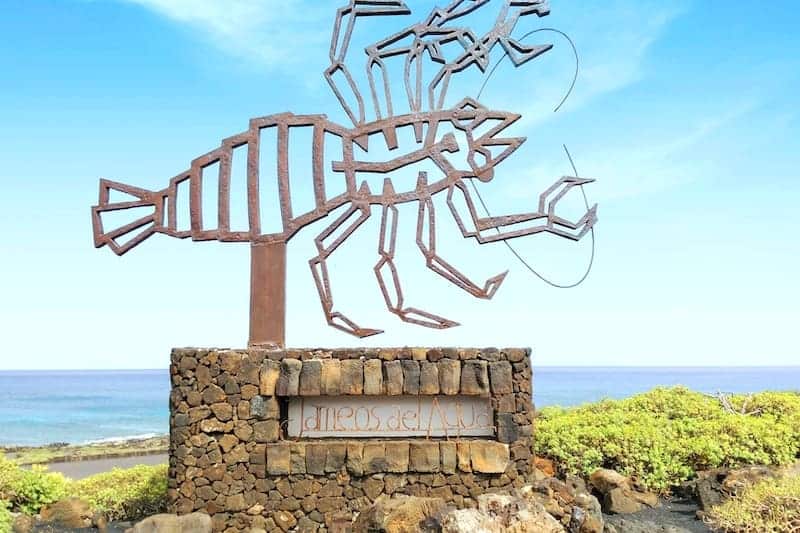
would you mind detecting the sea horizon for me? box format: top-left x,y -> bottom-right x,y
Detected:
1,366 -> 799,447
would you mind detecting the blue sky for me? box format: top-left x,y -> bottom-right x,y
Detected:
0,0 -> 798,369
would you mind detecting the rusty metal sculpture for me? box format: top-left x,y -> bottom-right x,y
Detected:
92,0 -> 598,348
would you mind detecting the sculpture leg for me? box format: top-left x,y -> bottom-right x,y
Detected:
418,194 -> 507,299
309,204 -> 382,338
374,202 -> 459,329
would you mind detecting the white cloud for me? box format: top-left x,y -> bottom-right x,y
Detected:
495,100 -> 758,205
124,0 -> 337,69
501,0 -> 691,129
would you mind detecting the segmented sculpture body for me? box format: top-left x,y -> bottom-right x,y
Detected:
92,0 -> 598,338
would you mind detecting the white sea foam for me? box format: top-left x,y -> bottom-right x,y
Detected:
81,433 -> 163,445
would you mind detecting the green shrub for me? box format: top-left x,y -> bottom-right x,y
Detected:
71,464 -> 168,521
535,387 -> 800,492
0,500 -> 12,533
0,453 -> 68,515
706,474 -> 800,532
9,466 -> 69,515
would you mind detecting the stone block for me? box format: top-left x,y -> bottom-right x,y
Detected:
409,441 -> 440,473
419,362 -> 440,395
225,444 -> 248,464
325,443 -> 347,472
440,442 -> 457,474
363,359 -> 383,395
321,359 -> 341,395
505,348 -> 527,362
306,443 -> 327,475
363,442 -> 388,474
411,348 -> 428,361
341,360 -> 364,395
219,350 -> 242,373
290,443 -> 306,474
460,360 -> 489,396
495,412 -> 519,443
299,360 -> 322,396
437,359 -> 460,395
260,360 -> 280,396
266,444 -> 291,475
218,434 -> 238,453
457,441 -> 471,472
383,361 -> 404,395
385,441 -> 409,473
252,420 -> 279,443
275,359 -> 302,396
199,418 -> 232,433
401,360 -> 420,395
346,441 -> 364,476
239,360 -> 261,386
201,384 -> 226,405
470,441 -> 509,473
210,402 -> 232,422
250,395 -> 279,420
489,361 -> 513,395
496,394 -> 515,413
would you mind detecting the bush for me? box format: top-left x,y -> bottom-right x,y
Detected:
0,500 -> 12,533
706,474 -> 800,532
0,454 -> 68,515
535,387 -> 800,492
71,464 -> 168,521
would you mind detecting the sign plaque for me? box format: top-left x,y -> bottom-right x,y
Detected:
287,395 -> 494,438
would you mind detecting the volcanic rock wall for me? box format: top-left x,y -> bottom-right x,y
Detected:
168,347 -> 534,532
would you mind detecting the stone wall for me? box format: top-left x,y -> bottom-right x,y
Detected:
168,347 -> 534,532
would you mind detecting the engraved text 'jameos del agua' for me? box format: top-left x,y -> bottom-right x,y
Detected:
287,396 -> 493,438
91,0 -> 598,348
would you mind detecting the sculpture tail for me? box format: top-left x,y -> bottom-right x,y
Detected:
91,179 -> 163,255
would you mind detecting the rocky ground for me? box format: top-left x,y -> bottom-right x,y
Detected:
11,462 -> 797,532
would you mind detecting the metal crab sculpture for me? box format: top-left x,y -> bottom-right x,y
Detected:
91,0 -> 598,347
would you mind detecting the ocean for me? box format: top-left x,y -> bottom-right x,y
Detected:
0,367 -> 798,446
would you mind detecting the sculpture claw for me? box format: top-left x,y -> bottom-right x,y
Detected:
479,270 -> 508,299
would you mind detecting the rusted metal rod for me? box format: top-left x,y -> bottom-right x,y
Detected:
249,241 -> 287,348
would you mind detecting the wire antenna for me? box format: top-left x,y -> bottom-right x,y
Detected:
470,28 -> 596,288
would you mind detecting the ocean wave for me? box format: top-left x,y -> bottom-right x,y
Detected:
81,433 -> 165,445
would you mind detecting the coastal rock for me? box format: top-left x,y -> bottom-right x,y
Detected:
520,477 -> 604,533
589,469 -> 659,514
687,464 -> 778,511
604,488 -> 644,515
440,493 -> 565,533
39,498 -> 94,529
352,495 -> 447,533
535,457 -> 557,478
11,513 -> 34,533
126,512 -> 212,533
